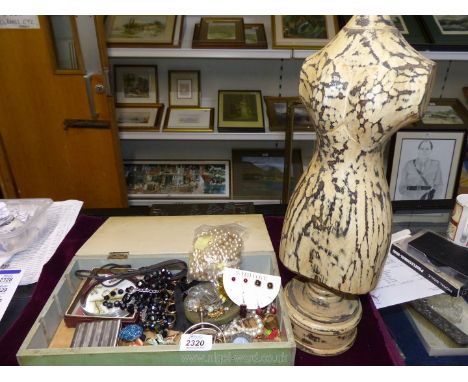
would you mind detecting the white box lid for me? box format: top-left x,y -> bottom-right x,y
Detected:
76,214 -> 274,257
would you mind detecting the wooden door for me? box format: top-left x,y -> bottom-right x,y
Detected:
0,16 -> 127,208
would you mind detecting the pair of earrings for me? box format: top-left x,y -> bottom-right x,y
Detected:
231,276 -> 273,289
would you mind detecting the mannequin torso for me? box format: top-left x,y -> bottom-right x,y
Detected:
279,15 -> 435,294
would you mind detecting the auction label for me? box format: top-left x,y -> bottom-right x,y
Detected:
0,269 -> 23,322
179,334 -> 212,351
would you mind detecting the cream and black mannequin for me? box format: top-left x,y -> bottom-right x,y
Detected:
279,15 -> 435,355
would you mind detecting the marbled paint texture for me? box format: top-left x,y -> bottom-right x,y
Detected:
280,16 -> 436,294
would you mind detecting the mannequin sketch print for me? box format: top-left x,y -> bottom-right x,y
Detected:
397,139 -> 443,200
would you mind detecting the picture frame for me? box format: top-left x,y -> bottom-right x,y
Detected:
124,160 -> 231,199
115,104 -> 164,131
114,65 -> 158,104
418,98 -> 468,127
232,149 -> 303,200
193,17 -> 245,48
105,16 -> 183,47
218,90 -> 265,132
192,22 -> 267,49
162,107 -> 214,132
387,130 -> 466,207
388,16 -> 429,45
244,24 -> 268,49
264,96 -> 315,132
421,16 -> 468,45
271,16 -> 339,49
168,70 -> 201,107
339,16 -> 429,45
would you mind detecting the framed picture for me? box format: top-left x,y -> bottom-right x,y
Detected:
264,96 -> 315,132
162,107 -> 214,132
168,70 -> 200,107
419,98 -> 468,126
244,24 -> 268,49
232,149 -> 303,200
124,160 -> 231,199
114,65 -> 158,104
105,16 -> 183,47
340,16 -> 429,45
193,17 -> 245,48
116,104 -> 164,131
388,130 -> 466,206
421,16 -> 468,45
218,90 -> 265,132
271,16 -> 339,49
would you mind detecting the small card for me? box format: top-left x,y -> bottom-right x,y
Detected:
223,268 -> 281,309
179,334 -> 213,351
0,269 -> 23,322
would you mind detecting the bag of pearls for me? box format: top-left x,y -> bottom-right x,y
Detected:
188,223 -> 246,282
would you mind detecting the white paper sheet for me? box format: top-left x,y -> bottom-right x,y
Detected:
370,230 -> 445,309
0,200 -> 83,285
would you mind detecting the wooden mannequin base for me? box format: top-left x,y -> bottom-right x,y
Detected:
283,277 -> 362,356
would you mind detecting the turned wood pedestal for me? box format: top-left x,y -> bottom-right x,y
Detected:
284,277 -> 362,356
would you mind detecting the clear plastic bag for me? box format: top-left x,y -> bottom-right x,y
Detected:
187,223 -> 247,282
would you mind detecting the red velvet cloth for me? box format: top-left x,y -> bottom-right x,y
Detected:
0,214 -> 404,366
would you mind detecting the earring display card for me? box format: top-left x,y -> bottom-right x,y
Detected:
71,319 -> 121,348
223,268 -> 281,309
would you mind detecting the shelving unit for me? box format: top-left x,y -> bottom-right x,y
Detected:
109,15 -> 468,206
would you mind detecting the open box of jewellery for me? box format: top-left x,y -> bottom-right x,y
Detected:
17,215 -> 296,365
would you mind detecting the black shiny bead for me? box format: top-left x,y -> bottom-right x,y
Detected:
110,291 -> 116,297
148,314 -> 156,322
103,295 -> 110,301
120,302 -> 127,310
161,329 -> 168,337
122,293 -> 130,303
125,286 -> 133,293
118,289 -> 124,295
114,301 -> 121,308
144,274 -> 151,282
137,280 -> 144,288
149,323 -> 156,331
143,322 -> 150,330
127,304 -> 135,314
137,303 -> 145,312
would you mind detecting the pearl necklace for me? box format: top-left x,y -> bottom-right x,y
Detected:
223,312 -> 264,338
189,226 -> 244,282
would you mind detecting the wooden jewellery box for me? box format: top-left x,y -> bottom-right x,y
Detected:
17,215 -> 296,365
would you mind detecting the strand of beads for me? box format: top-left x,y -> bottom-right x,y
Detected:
189,226 -> 244,282
223,311 -> 264,338
106,268 -> 177,338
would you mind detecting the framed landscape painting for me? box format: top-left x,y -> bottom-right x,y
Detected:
218,90 -> 264,132
422,16 -> 468,45
232,149 -> 303,200
271,15 -> 339,49
419,99 -> 468,126
114,65 -> 158,104
105,16 -> 181,47
124,160 -> 231,199
264,96 -> 315,132
116,104 -> 163,131
163,107 -> 214,132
